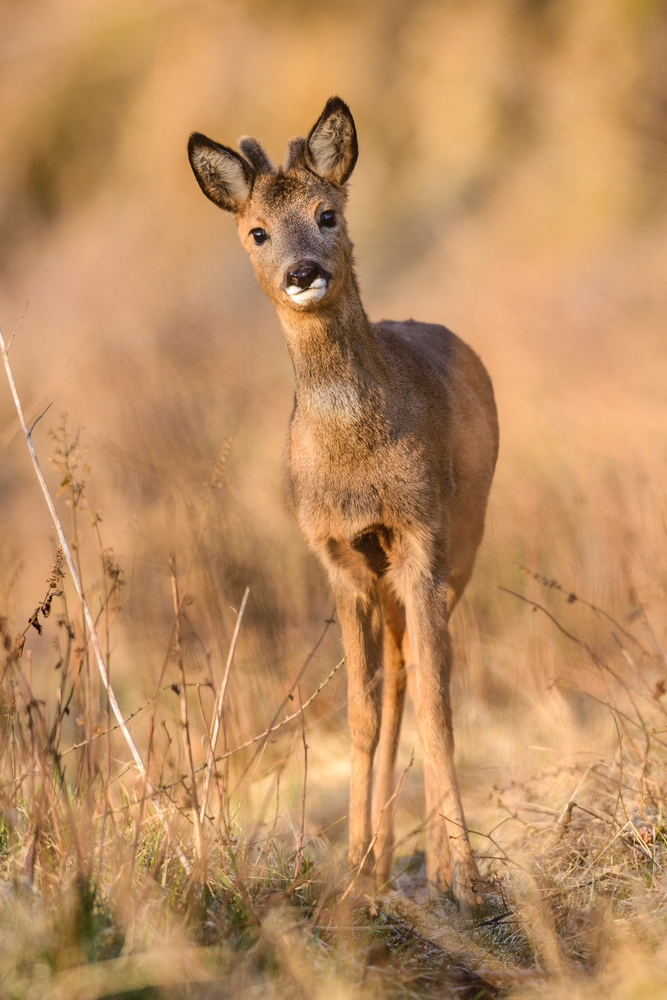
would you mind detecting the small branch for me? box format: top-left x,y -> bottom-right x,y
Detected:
215,655 -> 345,761
56,683 -> 207,761
0,321 -> 189,874
28,397 -> 58,438
76,651 -> 346,824
442,814 -> 521,869
517,564 -> 651,658
6,301 -> 29,352
230,609 -> 337,795
161,654 -> 345,793
59,685 -> 183,757
499,586 -> 600,660
199,586 -> 250,826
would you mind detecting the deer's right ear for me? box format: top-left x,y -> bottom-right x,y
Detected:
188,133 -> 254,212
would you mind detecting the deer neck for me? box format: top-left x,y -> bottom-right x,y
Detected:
276,278 -> 386,428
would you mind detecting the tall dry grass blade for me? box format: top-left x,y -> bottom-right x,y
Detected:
171,555 -> 204,860
0,321 -> 190,873
199,585 -> 250,826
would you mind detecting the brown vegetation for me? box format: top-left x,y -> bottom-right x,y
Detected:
1,1 -> 667,996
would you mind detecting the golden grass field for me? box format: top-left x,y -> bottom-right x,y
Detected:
1,1 -> 667,996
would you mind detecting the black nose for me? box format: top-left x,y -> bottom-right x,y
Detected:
287,262 -> 321,289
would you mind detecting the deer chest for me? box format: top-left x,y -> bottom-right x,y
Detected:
287,418 -> 436,549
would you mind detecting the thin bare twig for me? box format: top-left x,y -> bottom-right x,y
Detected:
141,440 -> 232,810
499,587 -> 601,662
231,609 -> 337,795
518,564 -> 652,658
59,685 -> 182,757
114,657 -> 346,809
28,398 -> 58,437
161,654 -> 345,792
6,302 -> 28,352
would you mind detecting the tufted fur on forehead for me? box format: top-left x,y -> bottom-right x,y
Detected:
249,167 -> 343,215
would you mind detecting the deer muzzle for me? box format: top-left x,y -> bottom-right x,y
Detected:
283,261 -> 332,306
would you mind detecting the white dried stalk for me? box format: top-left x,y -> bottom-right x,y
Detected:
0,324 -> 190,873
199,586 -> 249,826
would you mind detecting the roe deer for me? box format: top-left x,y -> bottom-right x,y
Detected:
188,97 -> 499,911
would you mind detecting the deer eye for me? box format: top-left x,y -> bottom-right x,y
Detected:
319,210 -> 336,228
250,228 -> 269,245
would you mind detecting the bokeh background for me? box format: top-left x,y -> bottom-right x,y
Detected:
1,0 -> 667,841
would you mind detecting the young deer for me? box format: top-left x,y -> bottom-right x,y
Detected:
188,97 -> 499,911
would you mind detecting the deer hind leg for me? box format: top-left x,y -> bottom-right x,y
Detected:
333,582 -> 383,871
405,660 -> 452,889
406,574 -> 483,914
371,580 -> 407,884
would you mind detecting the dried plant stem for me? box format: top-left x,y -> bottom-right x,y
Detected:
199,586 -> 250,826
294,686 -> 308,880
258,772 -> 281,885
555,764 -> 593,842
231,610 -> 337,799
111,654 -> 345,812
593,717 -> 626,863
171,556 -> 204,860
162,654 -> 345,792
0,323 -> 189,874
59,687 -> 179,757
72,652 -> 342,813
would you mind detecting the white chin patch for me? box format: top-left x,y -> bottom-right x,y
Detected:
285,277 -> 327,305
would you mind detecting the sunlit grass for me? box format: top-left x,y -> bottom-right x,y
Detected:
1,2 -> 667,996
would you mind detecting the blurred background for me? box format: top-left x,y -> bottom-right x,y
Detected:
1,0 -> 666,842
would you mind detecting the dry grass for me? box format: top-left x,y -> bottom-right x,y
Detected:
1,0 -> 667,996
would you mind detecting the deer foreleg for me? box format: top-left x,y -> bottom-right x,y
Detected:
334,584 -> 383,871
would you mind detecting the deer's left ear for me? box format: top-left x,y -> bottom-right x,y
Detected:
305,97 -> 358,185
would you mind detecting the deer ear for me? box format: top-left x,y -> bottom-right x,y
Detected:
188,133 -> 254,212
305,97 -> 358,185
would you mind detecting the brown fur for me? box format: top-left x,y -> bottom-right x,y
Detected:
188,97 -> 499,911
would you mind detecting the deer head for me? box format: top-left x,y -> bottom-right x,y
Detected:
188,97 -> 359,315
